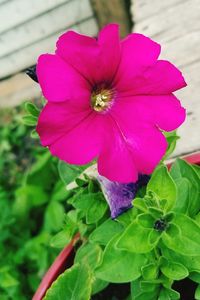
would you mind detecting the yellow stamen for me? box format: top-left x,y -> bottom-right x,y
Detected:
91,89 -> 113,112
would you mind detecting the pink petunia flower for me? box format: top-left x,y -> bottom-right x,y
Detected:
36,24 -> 186,183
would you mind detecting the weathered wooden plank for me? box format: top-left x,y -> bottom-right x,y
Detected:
132,0 -> 200,156
0,18 -> 97,79
0,0 -> 68,34
0,0 -> 94,58
0,18 -> 98,107
132,0 -> 188,22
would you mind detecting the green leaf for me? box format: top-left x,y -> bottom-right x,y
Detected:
116,220 -> 158,253
91,278 -> 108,295
163,131 -> 179,159
30,129 -> 39,139
195,285 -> 200,300
58,160 -> 89,185
147,165 -> 176,211
137,213 -> 155,228
158,287 -> 180,300
141,263 -> 158,280
15,184 -> 48,207
44,202 -> 65,232
170,159 -> 200,217
44,264 -> 92,300
172,178 -> 191,215
75,243 -> 102,271
89,219 -> 123,245
24,102 -> 40,117
162,213 -> 200,256
131,278 -> 159,300
22,115 -> 37,126
95,235 -> 146,283
133,198 -> 148,213
50,230 -> 72,249
190,272 -> 200,283
71,193 -> 107,224
160,257 -> 188,280
161,244 -> 200,273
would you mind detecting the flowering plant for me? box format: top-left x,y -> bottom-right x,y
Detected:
25,24 -> 200,300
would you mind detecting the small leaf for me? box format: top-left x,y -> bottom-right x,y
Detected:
147,165 -> 176,212
95,235 -> 146,283
141,263 -> 158,280
44,264 -> 92,300
163,131 -> 179,159
137,213 -> 155,228
24,102 -> 40,117
158,287 -> 180,300
22,115 -> 37,126
160,257 -> 188,280
162,213 -> 200,256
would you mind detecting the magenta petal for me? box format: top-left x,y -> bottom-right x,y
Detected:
48,113 -> 105,165
36,102 -> 92,146
98,117 -> 138,183
114,33 -> 161,92
37,54 -> 91,105
119,60 -> 186,96
56,24 -> 120,84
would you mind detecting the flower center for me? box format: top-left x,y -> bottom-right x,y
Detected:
91,89 -> 114,112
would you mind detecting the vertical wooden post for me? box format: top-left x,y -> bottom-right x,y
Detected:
90,0 -> 132,37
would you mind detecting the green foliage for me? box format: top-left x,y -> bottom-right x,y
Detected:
44,264 -> 92,300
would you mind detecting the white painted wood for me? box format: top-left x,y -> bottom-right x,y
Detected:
0,0 -> 68,33
0,0 -> 94,58
0,17 -> 98,79
0,18 -> 98,107
132,0 -> 200,155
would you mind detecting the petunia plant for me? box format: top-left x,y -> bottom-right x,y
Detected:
24,24 -> 200,299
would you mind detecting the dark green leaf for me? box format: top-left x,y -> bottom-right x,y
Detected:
58,160 -> 89,185
22,115 -> 37,126
24,102 -> 40,117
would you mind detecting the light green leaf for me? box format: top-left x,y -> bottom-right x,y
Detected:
170,159 -> 200,217
95,235 -> 146,283
75,243 -> 102,271
137,213 -> 155,228
141,263 -> 158,280
116,220 -> 159,253
162,213 -> 200,256
24,101 -> 40,117
44,264 -> 92,300
161,244 -> 200,273
163,131 -> 179,160
195,285 -> 200,300
89,218 -> 123,245
50,230 -> 72,249
22,115 -> 37,126
147,165 -> 176,211
160,257 -> 188,280
131,278 -> 159,300
158,287 -> 180,300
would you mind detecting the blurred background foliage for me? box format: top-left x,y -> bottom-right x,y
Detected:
0,103 -> 71,299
